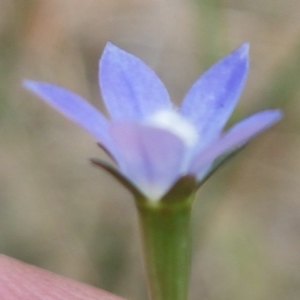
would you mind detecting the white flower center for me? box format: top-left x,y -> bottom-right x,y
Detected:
145,110 -> 198,147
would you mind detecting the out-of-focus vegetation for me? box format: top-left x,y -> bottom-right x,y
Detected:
0,0 -> 297,299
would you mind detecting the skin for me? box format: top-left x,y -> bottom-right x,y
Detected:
0,255 -> 125,300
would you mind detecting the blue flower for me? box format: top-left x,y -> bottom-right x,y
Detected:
23,43 -> 282,201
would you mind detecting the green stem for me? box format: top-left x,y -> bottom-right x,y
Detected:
136,197 -> 194,300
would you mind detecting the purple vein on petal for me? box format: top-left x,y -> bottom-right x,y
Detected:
110,122 -> 185,200
180,43 -> 249,145
23,80 -> 116,156
99,43 -> 172,121
189,109 -> 283,176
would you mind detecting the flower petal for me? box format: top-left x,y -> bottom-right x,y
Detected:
100,43 -> 172,121
189,109 -> 282,176
90,158 -> 145,200
110,122 -> 186,200
180,43 -> 249,145
23,80 -> 116,155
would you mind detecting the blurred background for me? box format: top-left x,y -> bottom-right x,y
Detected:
0,0 -> 297,299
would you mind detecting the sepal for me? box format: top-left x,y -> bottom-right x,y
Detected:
196,144 -> 246,189
90,158 -> 145,200
160,175 -> 197,205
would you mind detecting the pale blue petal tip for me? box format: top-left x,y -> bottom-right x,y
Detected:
262,109 -> 284,124
240,42 -> 250,54
23,79 -> 46,95
23,79 -> 35,89
274,109 -> 284,120
235,42 -> 250,59
102,42 -> 115,57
